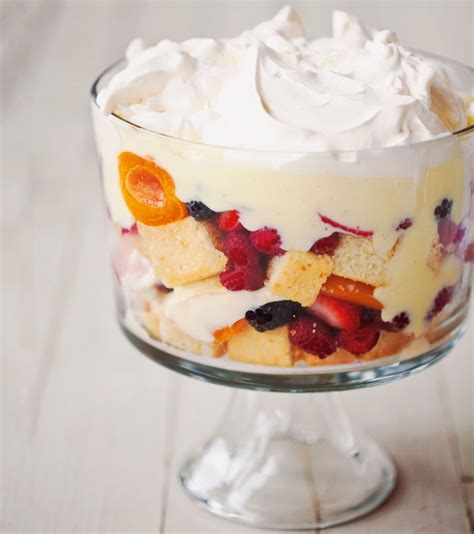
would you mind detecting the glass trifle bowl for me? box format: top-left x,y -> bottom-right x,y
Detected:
90,7 -> 474,530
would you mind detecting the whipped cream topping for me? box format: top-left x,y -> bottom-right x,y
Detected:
98,6 -> 466,152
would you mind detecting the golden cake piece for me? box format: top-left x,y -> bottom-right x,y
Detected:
299,331 -> 413,366
138,217 -> 227,287
142,310 -> 161,339
331,235 -> 395,287
427,236 -> 443,273
143,310 -> 224,357
266,251 -> 333,306
227,324 -> 293,367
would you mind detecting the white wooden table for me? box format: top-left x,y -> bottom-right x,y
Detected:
2,1 -> 473,532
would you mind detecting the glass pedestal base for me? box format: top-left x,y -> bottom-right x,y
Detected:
180,390 -> 396,530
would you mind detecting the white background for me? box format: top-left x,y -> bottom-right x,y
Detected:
1,1 -> 473,532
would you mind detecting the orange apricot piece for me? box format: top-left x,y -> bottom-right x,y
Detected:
213,318 -> 247,344
118,151 -> 187,226
320,275 -> 382,310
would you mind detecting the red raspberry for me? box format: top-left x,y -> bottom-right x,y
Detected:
396,218 -> 413,231
121,223 -> 138,235
438,219 -> 459,247
310,232 -> 340,255
218,210 -> 243,232
250,227 -> 284,255
361,307 -> 410,332
382,311 -> 410,332
219,264 -> 265,291
223,231 -> 260,267
465,242 -> 474,263
289,316 -> 337,358
426,286 -> 454,320
338,325 -> 380,356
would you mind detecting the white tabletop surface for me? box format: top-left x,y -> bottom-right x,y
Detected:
2,1 -> 473,532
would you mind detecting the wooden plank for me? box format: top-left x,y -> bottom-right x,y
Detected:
330,344 -> 472,534
2,2 -> 172,531
2,193 -> 172,531
441,312 -> 474,530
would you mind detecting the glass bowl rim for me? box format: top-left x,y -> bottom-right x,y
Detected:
90,47 -> 474,156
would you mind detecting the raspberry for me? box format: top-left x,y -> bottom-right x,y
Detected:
289,316 -> 337,358
223,231 -> 260,267
454,226 -> 466,244
219,264 -> 265,291
465,242 -> 474,263
438,218 -> 459,247
396,218 -> 413,231
434,198 -> 453,221
121,223 -> 138,235
426,286 -> 454,320
361,307 -> 410,332
382,311 -> 410,332
246,300 -> 302,332
187,201 -> 216,221
218,210 -> 243,232
250,227 -> 284,255
338,325 -> 380,356
311,232 -> 340,255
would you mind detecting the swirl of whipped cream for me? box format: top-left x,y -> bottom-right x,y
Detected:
97,5 -> 467,151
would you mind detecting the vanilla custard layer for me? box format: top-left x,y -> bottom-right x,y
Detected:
93,108 -> 467,339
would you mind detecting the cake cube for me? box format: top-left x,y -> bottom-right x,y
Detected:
331,235 -> 394,287
427,237 -> 443,273
227,324 -> 293,366
138,217 -> 227,287
266,251 -> 333,306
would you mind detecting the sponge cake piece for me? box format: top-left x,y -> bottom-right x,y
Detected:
266,251 -> 333,306
332,235 -> 394,287
138,217 -> 227,287
227,323 -> 293,366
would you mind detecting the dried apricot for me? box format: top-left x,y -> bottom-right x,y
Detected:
213,318 -> 247,344
118,152 -> 187,226
320,275 -> 382,309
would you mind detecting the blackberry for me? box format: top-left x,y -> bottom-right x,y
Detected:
246,300 -> 302,332
360,307 -> 382,326
434,198 -> 453,221
187,201 -> 216,221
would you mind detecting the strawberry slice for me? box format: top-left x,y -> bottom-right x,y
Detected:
309,294 -> 360,331
319,214 -> 373,237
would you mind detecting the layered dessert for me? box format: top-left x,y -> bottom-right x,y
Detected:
93,7 -> 473,368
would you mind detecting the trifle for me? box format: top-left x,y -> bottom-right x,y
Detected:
92,7 -> 473,371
